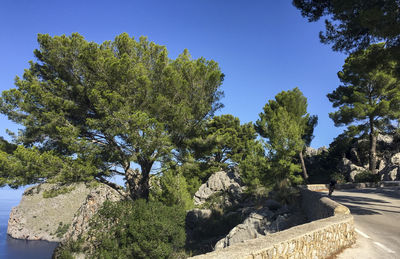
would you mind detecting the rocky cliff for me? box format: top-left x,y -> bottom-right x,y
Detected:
7,182 -> 93,242
7,181 -> 123,242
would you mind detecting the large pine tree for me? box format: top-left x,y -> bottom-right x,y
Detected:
328,44 -> 400,173
0,33 -> 224,200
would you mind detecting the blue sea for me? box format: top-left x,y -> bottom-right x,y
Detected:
0,187 -> 58,259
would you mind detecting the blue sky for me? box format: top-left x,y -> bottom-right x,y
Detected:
0,0 -> 347,148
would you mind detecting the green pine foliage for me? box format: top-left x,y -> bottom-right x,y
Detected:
256,88 -> 316,184
328,43 -> 400,173
150,170 -> 194,210
83,200 -> 186,259
293,0 -> 400,54
0,33 -> 224,199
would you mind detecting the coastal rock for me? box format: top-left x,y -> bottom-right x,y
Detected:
194,171 -> 243,206
63,183 -> 124,242
7,182 -> 93,242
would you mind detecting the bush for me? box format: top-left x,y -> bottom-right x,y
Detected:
330,172 -> 346,184
272,179 -> 300,205
87,199 -> 186,259
42,185 -> 75,198
150,170 -> 193,210
354,170 -> 380,183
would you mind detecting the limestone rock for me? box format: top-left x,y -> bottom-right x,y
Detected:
214,207 -> 274,250
304,147 -> 318,157
7,182 -> 93,242
194,171 -> 242,206
377,159 -> 386,172
377,134 -> 394,145
390,153 -> 400,165
63,183 -> 123,242
304,146 -> 327,157
380,166 -> 399,181
339,158 -> 365,182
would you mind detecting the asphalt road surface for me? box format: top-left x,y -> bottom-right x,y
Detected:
328,187 -> 400,259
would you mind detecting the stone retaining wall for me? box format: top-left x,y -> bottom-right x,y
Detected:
303,181 -> 400,192
190,189 -> 355,259
300,188 -> 350,221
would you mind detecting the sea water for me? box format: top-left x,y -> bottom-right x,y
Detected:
0,187 -> 58,259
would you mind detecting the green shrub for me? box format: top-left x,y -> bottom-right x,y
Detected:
54,222 -> 70,238
150,170 -> 193,210
272,179 -> 300,205
354,170 -> 380,183
87,199 -> 186,259
43,186 -> 75,198
330,172 -> 346,184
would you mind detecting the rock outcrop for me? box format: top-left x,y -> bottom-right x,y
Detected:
194,171 -> 243,207
63,183 -> 123,242
214,207 -> 274,250
7,182 -> 124,243
214,203 -> 306,250
7,182 -> 93,242
338,158 -> 366,181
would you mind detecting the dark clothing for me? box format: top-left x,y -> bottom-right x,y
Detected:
328,180 -> 337,196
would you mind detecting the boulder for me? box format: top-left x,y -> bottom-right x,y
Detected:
338,158 -> 365,182
377,134 -> 394,145
214,207 -> 274,250
390,153 -> 400,165
380,166 -> 399,181
194,171 -> 243,206
7,182 -> 93,242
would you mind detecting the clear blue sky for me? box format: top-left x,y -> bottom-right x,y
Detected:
0,0 -> 347,148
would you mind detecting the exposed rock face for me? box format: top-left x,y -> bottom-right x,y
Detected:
377,134 -> 394,145
338,158 -> 365,181
390,152 -> 400,165
304,146 -> 327,157
194,171 -> 243,206
214,208 -> 274,250
7,182 -> 93,242
63,183 -> 123,242
214,204 -> 305,250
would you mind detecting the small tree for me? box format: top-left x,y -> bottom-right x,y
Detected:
328,43 -> 400,173
0,33 -> 224,200
256,88 -> 317,182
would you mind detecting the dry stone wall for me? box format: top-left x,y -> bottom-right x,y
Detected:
190,188 -> 355,259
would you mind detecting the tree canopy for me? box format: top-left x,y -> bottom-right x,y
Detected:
0,33 -> 224,200
328,43 -> 400,173
256,87 -> 317,183
189,115 -> 257,169
293,0 -> 400,53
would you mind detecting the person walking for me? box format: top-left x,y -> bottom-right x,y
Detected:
328,179 -> 337,197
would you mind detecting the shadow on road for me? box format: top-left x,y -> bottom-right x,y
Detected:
338,187 -> 400,200
328,188 -> 400,215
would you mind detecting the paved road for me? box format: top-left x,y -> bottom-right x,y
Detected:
329,187 -> 400,259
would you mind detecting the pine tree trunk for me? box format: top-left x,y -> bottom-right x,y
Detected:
369,117 -> 377,174
125,161 -> 153,200
299,150 -> 309,181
